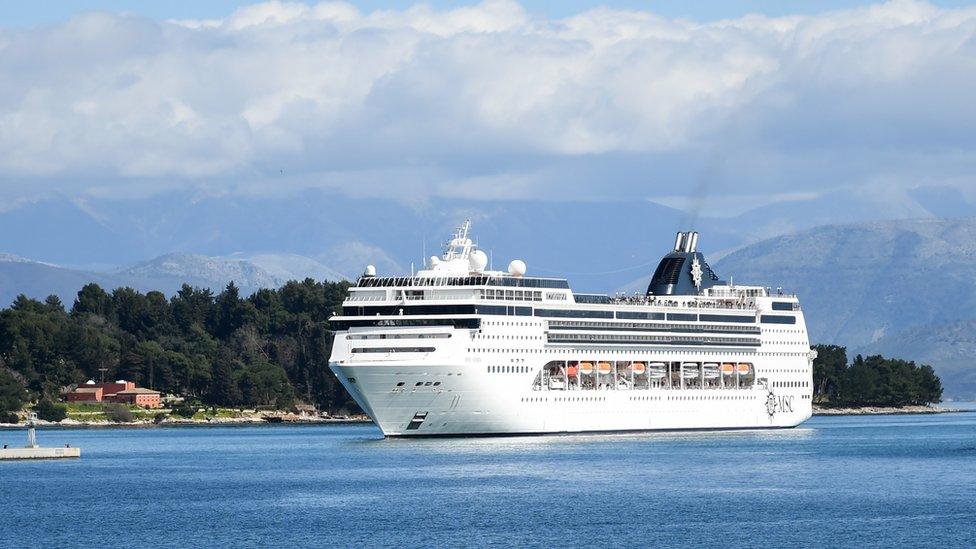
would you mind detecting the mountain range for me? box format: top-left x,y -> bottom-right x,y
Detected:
715,217 -> 976,399
0,252 -> 345,307
4,190 -> 976,397
3,185 -> 975,291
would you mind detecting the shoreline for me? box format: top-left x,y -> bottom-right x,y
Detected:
0,413 -> 374,430
3,404 -> 967,429
812,404 -> 964,416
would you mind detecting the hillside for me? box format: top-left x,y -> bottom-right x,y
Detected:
4,187 -> 970,293
715,217 -> 976,398
0,252 -> 346,307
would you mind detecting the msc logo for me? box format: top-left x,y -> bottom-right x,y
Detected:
766,393 -> 795,417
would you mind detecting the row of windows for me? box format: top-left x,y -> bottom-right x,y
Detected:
488,278 -> 570,289
488,365 -> 530,374
339,304 -> 791,328
547,333 -> 761,347
347,333 -> 451,340
574,294 -> 613,304
483,289 -> 543,301
772,380 -> 809,388
522,394 -> 758,403
521,396 -> 607,403
350,347 -> 436,353
548,321 -> 761,335
760,315 -> 797,325
535,308 -> 614,319
358,276 -> 491,287
475,334 -> 543,341
396,381 -> 443,388
330,318 -> 480,330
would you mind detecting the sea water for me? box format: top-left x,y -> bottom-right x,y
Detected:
2,411 -> 975,548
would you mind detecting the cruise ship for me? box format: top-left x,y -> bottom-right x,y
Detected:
328,221 -> 814,436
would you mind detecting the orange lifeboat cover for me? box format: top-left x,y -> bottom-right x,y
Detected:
566,365 -> 578,377
579,362 -> 594,374
721,363 -> 735,375
737,363 -> 751,374
597,362 -> 612,374
631,362 -> 646,375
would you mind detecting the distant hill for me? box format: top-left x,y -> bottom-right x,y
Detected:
5,187 -> 969,293
715,217 -> 976,398
0,252 -> 347,308
0,257 -> 129,308
863,321 -> 976,400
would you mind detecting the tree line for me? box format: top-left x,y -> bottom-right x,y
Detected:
0,284 -> 947,423
812,344 -> 942,407
0,280 -> 355,422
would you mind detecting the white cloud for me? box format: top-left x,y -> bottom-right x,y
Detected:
1,0 -> 975,202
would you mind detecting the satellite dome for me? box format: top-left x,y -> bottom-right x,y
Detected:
363,264 -> 376,277
430,256 -> 441,267
468,250 -> 488,272
508,259 -> 526,277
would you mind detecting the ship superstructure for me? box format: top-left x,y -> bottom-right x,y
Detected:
328,221 -> 814,436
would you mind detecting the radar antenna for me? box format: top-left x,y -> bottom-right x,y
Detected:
443,219 -> 473,261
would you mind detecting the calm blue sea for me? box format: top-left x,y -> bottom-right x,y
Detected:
3,411 -> 976,548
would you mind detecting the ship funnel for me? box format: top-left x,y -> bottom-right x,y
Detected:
674,232 -> 685,252
687,232 -> 699,252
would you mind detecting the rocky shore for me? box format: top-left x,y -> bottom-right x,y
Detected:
0,411 -> 372,429
812,404 -> 961,415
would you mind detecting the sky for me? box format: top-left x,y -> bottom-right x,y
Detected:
2,0 -> 976,215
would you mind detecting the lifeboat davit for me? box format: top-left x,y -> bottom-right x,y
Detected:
597,362 -> 612,375
737,362 -> 752,375
631,362 -> 646,375
579,362 -> 594,375
721,363 -> 736,375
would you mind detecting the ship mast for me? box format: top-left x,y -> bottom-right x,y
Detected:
443,219 -> 473,261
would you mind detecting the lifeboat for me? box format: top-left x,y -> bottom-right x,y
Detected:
579,362 -> 594,375
702,363 -> 720,379
566,365 -> 578,377
597,362 -> 612,375
631,362 -> 646,375
721,363 -> 736,375
681,363 -> 700,379
736,362 -> 752,375
648,362 -> 667,379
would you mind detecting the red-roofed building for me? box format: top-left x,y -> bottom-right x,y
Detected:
64,380 -> 160,408
65,386 -> 103,403
112,388 -> 162,409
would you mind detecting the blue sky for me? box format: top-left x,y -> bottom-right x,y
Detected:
1,0 -> 975,217
2,0 -> 972,25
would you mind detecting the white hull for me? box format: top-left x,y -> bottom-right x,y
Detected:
331,361 -> 812,436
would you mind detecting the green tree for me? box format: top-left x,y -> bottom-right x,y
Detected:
209,351 -> 241,406
236,356 -> 295,408
171,284 -> 214,333
72,283 -> 113,318
812,344 -> 847,403
34,399 -> 67,422
0,367 -> 27,423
